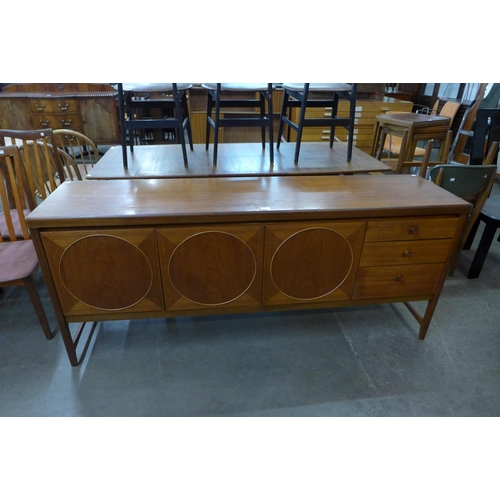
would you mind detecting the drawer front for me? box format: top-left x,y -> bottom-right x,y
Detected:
35,113 -> 81,130
29,99 -> 78,114
353,263 -> 444,299
364,217 -> 460,242
359,239 -> 453,267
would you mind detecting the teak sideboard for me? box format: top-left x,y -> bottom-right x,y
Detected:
26,175 -> 470,366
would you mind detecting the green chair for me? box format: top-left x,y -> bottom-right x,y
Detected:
428,163 -> 497,275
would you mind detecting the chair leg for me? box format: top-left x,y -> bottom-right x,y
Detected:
277,92 -> 289,149
23,274 -> 53,340
329,92 -> 339,148
173,85 -> 189,168
213,85 -> 222,167
467,220 -> 499,279
205,91 -> 213,151
268,89 -> 274,165
294,87 -> 309,164
464,218 -> 481,250
117,84 -> 128,168
181,92 -> 194,150
260,92 -> 266,149
346,88 -> 357,162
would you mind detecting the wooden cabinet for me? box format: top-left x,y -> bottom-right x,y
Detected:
0,83 -> 120,145
26,175 -> 470,365
287,97 -> 413,153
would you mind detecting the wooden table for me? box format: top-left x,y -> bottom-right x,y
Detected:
27,175 -> 470,366
86,142 -> 392,179
371,113 -> 451,173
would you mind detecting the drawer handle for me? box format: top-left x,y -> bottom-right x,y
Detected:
395,275 -> 405,282
39,119 -> 49,127
58,103 -> 70,111
34,103 -> 45,111
61,118 -> 72,127
409,226 -> 418,234
403,250 -> 412,257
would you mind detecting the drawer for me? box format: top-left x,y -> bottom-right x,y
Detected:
29,99 -> 78,114
353,263 -> 444,299
35,113 -> 81,130
364,217 -> 460,242
359,239 -> 453,267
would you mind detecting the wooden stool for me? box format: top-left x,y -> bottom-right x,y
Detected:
467,195 -> 500,279
371,112 -> 451,173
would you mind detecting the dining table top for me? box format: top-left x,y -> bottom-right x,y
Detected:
86,142 -> 392,180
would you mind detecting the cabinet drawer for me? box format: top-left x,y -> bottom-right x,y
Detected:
35,113 -> 81,130
364,217 -> 460,242
359,239 -> 453,267
29,99 -> 78,114
353,263 -> 444,299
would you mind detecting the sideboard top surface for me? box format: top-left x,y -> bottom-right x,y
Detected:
26,175 -> 471,229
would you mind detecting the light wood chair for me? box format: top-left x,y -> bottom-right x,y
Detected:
53,129 -> 100,177
277,83 -> 358,163
0,128 -> 66,202
428,162 -> 497,276
0,144 -> 53,340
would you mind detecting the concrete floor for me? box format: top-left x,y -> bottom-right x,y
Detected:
1,182 -> 500,417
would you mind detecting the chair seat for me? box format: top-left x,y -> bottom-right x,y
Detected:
0,209 -> 30,240
282,83 -> 352,92
0,240 -> 38,283
481,195 -> 500,221
202,83 -> 276,92
121,83 -> 193,93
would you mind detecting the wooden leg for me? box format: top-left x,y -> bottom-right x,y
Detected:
23,274 -> 53,340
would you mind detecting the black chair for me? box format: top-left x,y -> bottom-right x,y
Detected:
427,163 -> 497,276
202,83 -> 275,167
469,108 -> 500,165
117,83 -> 193,168
277,83 -> 358,163
466,195 -> 500,279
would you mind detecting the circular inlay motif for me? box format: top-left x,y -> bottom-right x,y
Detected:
59,235 -> 153,310
169,232 -> 256,305
271,228 -> 353,300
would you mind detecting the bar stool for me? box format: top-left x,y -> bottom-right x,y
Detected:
277,83 -> 358,163
466,195 -> 500,279
117,83 -> 193,168
202,83 -> 275,167
371,112 -> 451,173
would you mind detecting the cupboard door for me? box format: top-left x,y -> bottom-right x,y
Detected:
262,221 -> 366,306
41,228 -> 164,317
157,225 -> 265,311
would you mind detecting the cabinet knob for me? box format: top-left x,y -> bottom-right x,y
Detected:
395,274 -> 405,282
58,103 -> 70,111
403,250 -> 412,257
34,103 -> 45,111
39,119 -> 49,127
409,225 -> 418,234
61,119 -> 72,127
